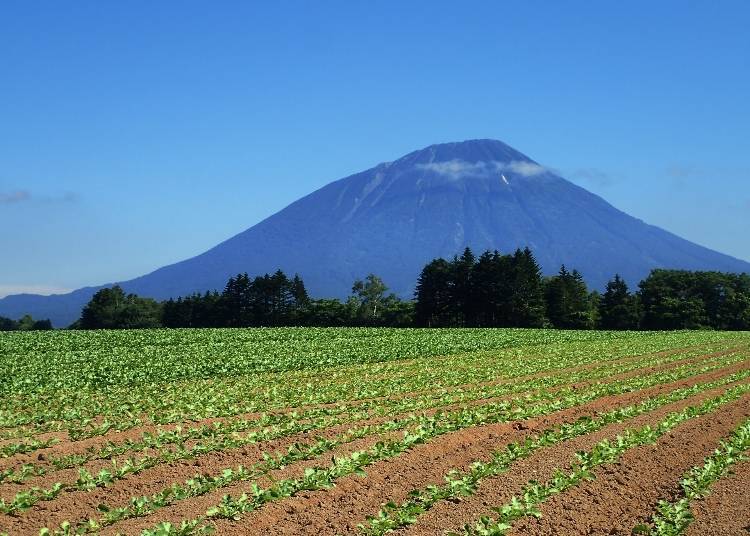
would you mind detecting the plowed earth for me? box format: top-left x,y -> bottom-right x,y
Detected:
1,336 -> 749,536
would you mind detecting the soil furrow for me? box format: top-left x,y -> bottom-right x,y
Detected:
683,460 -> 750,536
106,366 -> 750,536
506,399 -> 750,535
0,345 -> 735,481
1,341 -> 732,453
3,358 -> 747,535
3,349 -> 742,514
395,388 -> 750,535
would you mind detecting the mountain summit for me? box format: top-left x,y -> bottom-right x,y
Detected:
3,139 -> 749,326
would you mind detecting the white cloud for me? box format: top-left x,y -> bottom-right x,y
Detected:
417,160 -> 493,179
0,191 -> 31,204
417,159 -> 548,180
0,285 -> 72,299
506,161 -> 547,177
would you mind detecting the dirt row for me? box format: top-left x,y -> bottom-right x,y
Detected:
208,379 -> 750,535
28,361 -> 746,536
0,345 -> 739,504
1,354 -> 747,535
0,343 -> 737,478
1,341 -> 732,453
685,460 -> 750,536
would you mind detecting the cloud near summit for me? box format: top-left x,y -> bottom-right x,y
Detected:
417,159 -> 547,179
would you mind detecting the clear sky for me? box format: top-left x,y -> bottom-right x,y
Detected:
1,1 -> 749,297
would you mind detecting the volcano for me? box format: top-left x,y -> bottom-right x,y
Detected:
3,139 -> 749,326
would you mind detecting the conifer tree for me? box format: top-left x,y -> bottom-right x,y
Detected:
598,274 -> 639,330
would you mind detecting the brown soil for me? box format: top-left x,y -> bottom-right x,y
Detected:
506,399 -> 750,535
0,341 -> 728,453
1,346 -> 739,506
204,383 -> 750,536
133,368 -> 749,536
0,352 -> 746,536
684,460 -> 750,536
2,342 -> 738,483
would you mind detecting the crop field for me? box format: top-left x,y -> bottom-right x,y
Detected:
0,328 -> 749,536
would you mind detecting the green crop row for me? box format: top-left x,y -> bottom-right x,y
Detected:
2,328 -> 655,393
21,354 -> 747,528
1,334 -> 739,443
3,341 -> 732,488
124,367 -> 750,536
49,367 -> 749,534
633,417 -> 750,535
358,371 -> 750,534
453,386 -> 748,535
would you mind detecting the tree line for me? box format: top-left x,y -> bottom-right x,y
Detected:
48,246 -> 750,331
415,247 -> 749,330
0,314 -> 53,331
72,270 -> 414,330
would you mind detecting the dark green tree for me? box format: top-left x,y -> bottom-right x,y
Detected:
545,266 -> 593,329
414,258 -> 454,327
31,319 -> 53,330
79,285 -> 161,329
0,316 -> 17,331
449,247 -> 476,326
598,274 -> 639,330
507,248 -> 547,327
220,273 -> 253,327
639,270 -> 708,329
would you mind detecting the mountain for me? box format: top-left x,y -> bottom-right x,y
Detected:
3,139 -> 750,327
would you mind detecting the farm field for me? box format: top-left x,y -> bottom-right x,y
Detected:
0,327 -> 749,535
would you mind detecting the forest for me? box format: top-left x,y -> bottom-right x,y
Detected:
2,247 -> 748,331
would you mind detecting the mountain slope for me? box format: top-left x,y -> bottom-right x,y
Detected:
3,139 -> 749,327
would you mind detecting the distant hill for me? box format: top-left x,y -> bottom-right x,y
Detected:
3,139 -> 749,327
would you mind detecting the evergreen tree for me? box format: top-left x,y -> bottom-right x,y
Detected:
220,273 -> 253,326
31,318 -> 53,330
508,248 -> 547,327
414,258 -> 454,327
0,316 -> 17,331
449,247 -> 476,326
598,274 -> 639,330
545,266 -> 593,329
470,251 -> 505,327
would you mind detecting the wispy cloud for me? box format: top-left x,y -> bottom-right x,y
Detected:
665,164 -> 750,188
0,190 -> 31,204
417,159 -> 547,180
569,168 -> 617,187
417,160 -> 490,178
0,190 -> 78,205
506,161 -> 546,177
0,284 -> 72,299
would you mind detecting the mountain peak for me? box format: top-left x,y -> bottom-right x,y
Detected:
3,138 -> 749,327
395,139 -> 535,167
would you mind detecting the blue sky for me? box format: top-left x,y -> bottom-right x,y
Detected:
1,1 -> 749,297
